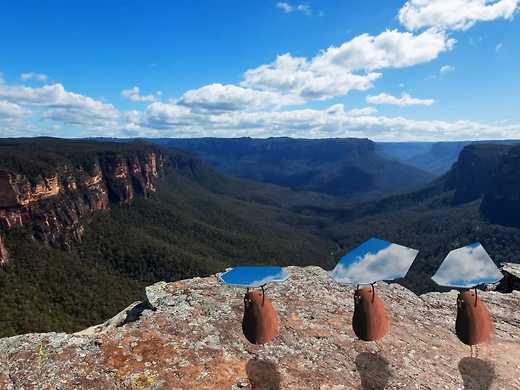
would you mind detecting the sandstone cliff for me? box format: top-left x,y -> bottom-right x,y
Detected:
444,144 -> 511,205
0,266 -> 518,389
0,145 -> 165,257
0,235 -> 8,266
481,145 -> 520,227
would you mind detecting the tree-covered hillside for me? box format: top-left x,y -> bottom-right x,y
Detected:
2,138 -> 520,338
0,155 -> 340,337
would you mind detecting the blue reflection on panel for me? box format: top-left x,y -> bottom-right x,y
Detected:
329,238 -> 419,285
432,243 -> 503,288
218,266 -> 289,288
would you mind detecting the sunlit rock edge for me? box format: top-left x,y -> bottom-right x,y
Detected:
0,266 -> 519,389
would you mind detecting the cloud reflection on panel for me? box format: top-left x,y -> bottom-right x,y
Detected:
329,238 -> 419,285
431,243 -> 503,288
218,265 -> 289,288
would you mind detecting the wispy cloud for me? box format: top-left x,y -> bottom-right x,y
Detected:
440,65 -> 455,74
276,2 -> 312,15
426,64 -> 455,80
366,92 -> 434,106
496,42 -> 504,51
347,107 -> 378,116
20,72 -> 48,82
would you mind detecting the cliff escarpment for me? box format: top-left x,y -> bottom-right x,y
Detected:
481,145 -> 520,227
444,144 -> 512,204
444,143 -> 520,227
0,139 -> 166,262
0,266 -> 518,389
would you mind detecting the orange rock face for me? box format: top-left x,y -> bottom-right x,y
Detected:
455,290 -> 493,346
242,291 -> 279,345
0,235 -> 8,266
352,287 -> 390,341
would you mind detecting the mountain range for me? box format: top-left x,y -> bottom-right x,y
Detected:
1,137 -> 520,337
153,137 -> 435,198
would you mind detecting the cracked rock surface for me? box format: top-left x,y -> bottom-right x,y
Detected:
1,266 -> 519,389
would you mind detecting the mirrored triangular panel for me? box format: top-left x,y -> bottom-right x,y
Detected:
329,237 -> 419,285
432,243 -> 503,288
218,265 -> 289,288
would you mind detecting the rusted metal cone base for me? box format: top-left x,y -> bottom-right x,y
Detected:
455,290 -> 492,346
242,291 -> 279,345
352,287 -> 390,342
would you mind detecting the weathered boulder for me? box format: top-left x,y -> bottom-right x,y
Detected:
0,266 -> 519,389
499,263 -> 520,292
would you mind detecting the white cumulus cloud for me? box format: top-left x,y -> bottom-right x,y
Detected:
0,82 -> 119,128
178,83 -> 301,112
0,100 -> 31,119
399,0 -> 519,31
133,100 -> 520,141
242,29 -> 453,101
121,86 -> 160,102
347,107 -> 378,116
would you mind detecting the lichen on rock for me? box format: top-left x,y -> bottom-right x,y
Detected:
0,266 -> 518,389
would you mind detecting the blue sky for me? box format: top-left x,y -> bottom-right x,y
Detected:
0,0 -> 519,140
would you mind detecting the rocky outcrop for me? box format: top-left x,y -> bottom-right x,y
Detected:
0,266 -> 518,389
499,263 -> 520,292
0,171 -> 60,208
0,149 -> 165,247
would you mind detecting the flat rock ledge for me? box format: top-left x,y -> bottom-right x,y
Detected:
0,266 -> 519,389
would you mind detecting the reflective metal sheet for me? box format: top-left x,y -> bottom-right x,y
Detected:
329,238 -> 419,285
432,243 -> 503,288
218,265 -> 289,288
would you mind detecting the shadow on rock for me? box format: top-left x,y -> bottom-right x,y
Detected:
355,352 -> 391,390
246,358 -> 281,390
459,357 -> 495,390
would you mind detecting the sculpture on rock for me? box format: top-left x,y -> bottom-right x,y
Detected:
432,243 -> 503,354
329,237 -> 419,342
219,265 -> 288,345
242,289 -> 278,344
352,286 -> 389,341
455,290 -> 493,346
